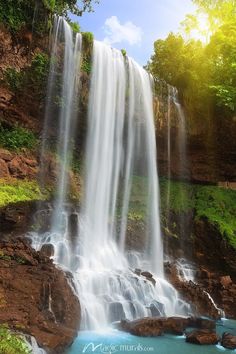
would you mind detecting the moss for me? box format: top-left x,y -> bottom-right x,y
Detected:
194,185 -> 236,249
159,177 -> 194,213
0,325 -> 30,354
160,178 -> 236,249
0,179 -> 49,208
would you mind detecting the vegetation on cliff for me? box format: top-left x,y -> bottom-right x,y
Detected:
0,326 -> 30,354
147,0 -> 236,116
0,0 -> 99,33
160,178 -> 236,249
0,179 -> 48,207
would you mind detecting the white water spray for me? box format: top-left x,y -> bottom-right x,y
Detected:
31,22 -> 191,331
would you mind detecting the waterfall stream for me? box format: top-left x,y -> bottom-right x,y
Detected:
30,17 -> 191,331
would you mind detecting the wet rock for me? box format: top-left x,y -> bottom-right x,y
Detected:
0,158 -> 10,177
188,317 -> 216,331
221,332 -> 236,350
0,200 -> 37,233
164,261 -> 221,319
134,268 -> 141,276
41,244 -> 54,258
186,330 -> 219,345
149,300 -> 165,317
141,271 -> 153,278
0,238 -> 80,353
108,302 -> 126,322
119,318 -> 163,337
141,271 -> 156,286
119,317 -> 191,336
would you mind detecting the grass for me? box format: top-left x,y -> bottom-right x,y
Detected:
0,325 -> 31,354
0,179 -> 48,208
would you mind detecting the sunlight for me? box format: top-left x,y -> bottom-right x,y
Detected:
190,14 -> 211,42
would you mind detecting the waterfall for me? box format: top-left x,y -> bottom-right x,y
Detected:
34,16 -> 82,270
172,88 -> 188,181
30,19 -> 191,332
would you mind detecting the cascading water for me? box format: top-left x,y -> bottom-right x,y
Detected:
31,19 -> 191,332
32,16 -> 82,270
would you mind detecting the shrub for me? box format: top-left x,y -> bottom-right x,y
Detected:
121,49 -> 127,57
30,53 -> 50,83
0,124 -> 38,151
4,68 -> 24,92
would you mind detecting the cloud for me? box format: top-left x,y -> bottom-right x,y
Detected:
103,16 -> 142,46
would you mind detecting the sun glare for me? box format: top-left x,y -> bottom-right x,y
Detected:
190,14 -> 211,43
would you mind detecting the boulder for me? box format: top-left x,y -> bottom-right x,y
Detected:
119,318 -> 163,337
119,317 -> 190,336
221,332 -> 236,350
108,302 -> 126,322
186,329 -> 219,345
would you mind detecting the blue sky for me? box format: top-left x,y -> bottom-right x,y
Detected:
71,0 -> 196,65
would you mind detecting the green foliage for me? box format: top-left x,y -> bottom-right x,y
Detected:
195,185 -> 236,248
4,68 -> 24,92
30,53 -> 50,83
121,49 -> 127,57
4,53 -> 49,98
69,21 -> 81,33
147,0 -> 236,115
0,0 -> 99,33
52,0 -> 99,18
82,31 -> 94,48
160,178 -> 236,249
81,57 -> 92,74
0,124 -> 38,151
0,179 -> 48,207
0,325 -> 31,354
0,0 -> 34,32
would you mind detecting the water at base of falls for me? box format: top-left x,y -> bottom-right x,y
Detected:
30,18 -> 191,331
67,320 -> 236,354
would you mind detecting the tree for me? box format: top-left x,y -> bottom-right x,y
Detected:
147,0 -> 236,114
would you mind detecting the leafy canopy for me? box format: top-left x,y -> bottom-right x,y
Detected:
147,0 -> 236,114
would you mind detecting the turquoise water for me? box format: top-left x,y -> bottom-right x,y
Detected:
67,320 -> 236,354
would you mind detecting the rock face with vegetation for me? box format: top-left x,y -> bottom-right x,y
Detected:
0,238 -> 80,353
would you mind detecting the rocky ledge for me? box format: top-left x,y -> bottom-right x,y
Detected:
118,317 -> 236,349
0,238 -> 80,353
118,316 -> 215,337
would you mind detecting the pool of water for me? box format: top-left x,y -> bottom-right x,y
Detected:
67,319 -> 236,354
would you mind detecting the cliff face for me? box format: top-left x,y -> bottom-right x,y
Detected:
154,86 -> 236,184
0,237 -> 80,353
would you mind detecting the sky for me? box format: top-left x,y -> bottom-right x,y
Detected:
71,0 -> 196,65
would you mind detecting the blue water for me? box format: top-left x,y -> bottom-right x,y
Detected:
67,320 -> 236,354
